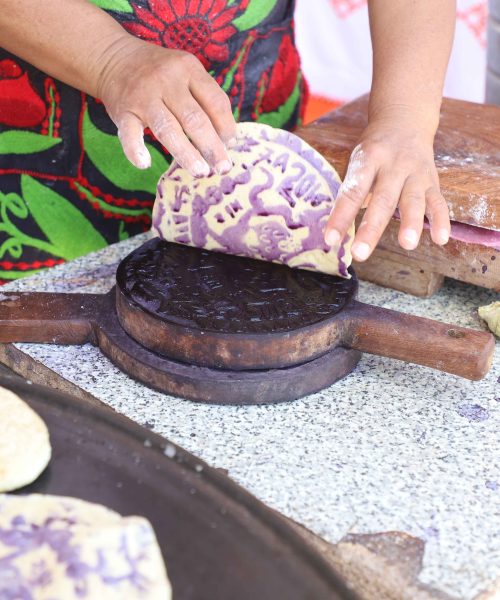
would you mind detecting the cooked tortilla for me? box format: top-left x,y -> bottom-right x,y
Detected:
0,386 -> 51,492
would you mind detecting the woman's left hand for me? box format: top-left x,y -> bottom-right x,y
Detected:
324,110 -> 451,262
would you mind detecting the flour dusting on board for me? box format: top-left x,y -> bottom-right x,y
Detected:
469,195 -> 491,224
0,293 -> 18,302
447,193 -> 498,231
435,152 -> 500,179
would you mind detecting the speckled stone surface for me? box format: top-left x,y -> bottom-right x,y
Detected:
1,232 -> 499,600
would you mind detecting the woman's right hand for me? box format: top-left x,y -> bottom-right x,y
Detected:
96,35 -> 237,176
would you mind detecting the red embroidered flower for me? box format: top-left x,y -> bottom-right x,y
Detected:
124,0 -> 239,68
260,35 -> 300,113
0,59 -> 46,127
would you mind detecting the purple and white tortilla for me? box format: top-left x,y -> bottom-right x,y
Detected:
152,122 -> 354,278
0,494 -> 171,599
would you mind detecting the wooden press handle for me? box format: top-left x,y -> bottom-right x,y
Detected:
343,300 -> 495,380
0,292 -> 103,345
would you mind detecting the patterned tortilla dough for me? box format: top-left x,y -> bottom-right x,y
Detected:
152,122 -> 354,278
0,494 -> 172,599
0,386 -> 51,492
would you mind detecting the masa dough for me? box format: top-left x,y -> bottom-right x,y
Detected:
478,301 -> 500,337
0,386 -> 51,492
0,494 -> 172,599
152,122 -> 354,278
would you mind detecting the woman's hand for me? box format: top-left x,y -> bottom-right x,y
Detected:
0,0 -> 236,177
324,110 -> 450,261
97,35 -> 237,177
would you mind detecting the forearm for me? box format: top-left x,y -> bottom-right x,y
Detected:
367,0 -> 456,135
0,0 -> 129,96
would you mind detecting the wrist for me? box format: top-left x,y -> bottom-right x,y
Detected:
367,101 -> 441,141
94,32 -> 142,100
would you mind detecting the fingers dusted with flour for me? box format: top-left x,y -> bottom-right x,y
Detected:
397,177 -> 426,250
352,168 -> 407,260
191,72 -> 237,149
117,113 -> 151,170
425,186 -> 451,246
324,144 -> 376,251
97,41 -> 236,177
324,117 -> 451,261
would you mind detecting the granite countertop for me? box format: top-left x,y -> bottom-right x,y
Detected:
1,232 -> 499,600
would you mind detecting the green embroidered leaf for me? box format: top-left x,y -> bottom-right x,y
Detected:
221,42 -> 250,93
88,0 -> 133,13
20,176 -> 107,261
82,109 -> 168,194
233,0 -> 278,31
46,82 -> 57,137
0,192 -> 59,259
0,269 -> 42,280
73,181 -> 151,218
118,221 -> 130,241
0,131 -> 61,155
257,79 -> 301,128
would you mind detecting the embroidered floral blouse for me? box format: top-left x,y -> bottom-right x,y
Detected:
0,0 -> 306,282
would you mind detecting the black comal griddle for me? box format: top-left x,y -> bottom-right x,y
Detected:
1,374 -> 357,600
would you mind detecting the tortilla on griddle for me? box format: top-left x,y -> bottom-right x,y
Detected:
0,493 -> 172,599
0,386 -> 51,492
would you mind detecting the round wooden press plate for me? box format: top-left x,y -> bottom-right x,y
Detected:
116,238 -> 358,371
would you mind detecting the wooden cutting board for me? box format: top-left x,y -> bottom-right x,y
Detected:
297,96 -> 500,296
298,95 -> 500,230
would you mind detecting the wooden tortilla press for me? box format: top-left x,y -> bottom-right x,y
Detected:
0,238 -> 495,404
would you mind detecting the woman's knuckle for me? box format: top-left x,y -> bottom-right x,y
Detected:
426,189 -> 446,208
174,149 -> 192,167
211,92 -> 231,114
219,89 -> 232,107
156,63 -> 175,81
360,220 -> 381,237
340,186 -> 364,206
152,117 -> 171,134
178,51 -> 200,70
182,108 -> 206,130
153,119 -> 178,144
361,141 -> 383,161
403,192 -> 423,205
373,192 -> 395,211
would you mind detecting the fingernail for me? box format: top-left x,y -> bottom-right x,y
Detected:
402,229 -> 419,249
325,229 -> 341,246
192,160 -> 210,178
216,159 -> 232,175
352,242 -> 371,261
438,229 -> 449,245
136,149 -> 151,169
